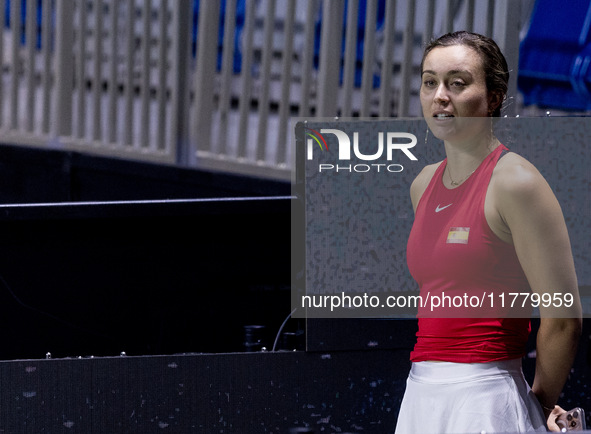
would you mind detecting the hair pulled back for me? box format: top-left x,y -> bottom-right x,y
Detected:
421,31 -> 509,117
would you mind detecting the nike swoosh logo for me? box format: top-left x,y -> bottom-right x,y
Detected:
435,203 -> 453,213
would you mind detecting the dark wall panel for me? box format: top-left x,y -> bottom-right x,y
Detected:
0,143 -> 290,203
0,351 -> 409,433
0,198 -> 292,360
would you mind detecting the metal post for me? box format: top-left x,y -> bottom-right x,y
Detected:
398,0 -> 415,117
378,0 -> 396,117
54,0 -> 75,137
316,0 -> 345,117
171,0 -> 193,166
360,0 -> 378,117
192,0 -> 221,163
493,0 -> 521,116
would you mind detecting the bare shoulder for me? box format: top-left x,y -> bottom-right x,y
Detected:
489,150 -> 565,234
487,151 -> 562,242
410,161 -> 442,212
491,151 -> 551,200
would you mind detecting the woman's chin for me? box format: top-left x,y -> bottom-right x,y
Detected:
427,117 -> 490,142
426,117 -> 459,140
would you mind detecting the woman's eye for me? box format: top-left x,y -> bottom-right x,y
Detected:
451,80 -> 466,87
423,79 -> 436,87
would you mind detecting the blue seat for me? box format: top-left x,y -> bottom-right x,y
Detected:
518,0 -> 591,110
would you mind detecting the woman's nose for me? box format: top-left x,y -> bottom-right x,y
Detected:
434,84 -> 450,105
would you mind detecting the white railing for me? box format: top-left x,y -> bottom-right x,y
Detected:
0,0 -> 532,182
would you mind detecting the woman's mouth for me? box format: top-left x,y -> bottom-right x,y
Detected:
434,113 -> 454,118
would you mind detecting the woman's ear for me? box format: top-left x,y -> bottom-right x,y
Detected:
488,91 -> 503,115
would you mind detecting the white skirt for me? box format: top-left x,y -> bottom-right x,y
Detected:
395,359 -> 547,433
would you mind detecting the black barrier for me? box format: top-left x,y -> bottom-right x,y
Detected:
0,350 -> 408,433
0,197 -> 293,360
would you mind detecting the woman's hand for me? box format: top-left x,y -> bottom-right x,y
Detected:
544,405 -> 567,432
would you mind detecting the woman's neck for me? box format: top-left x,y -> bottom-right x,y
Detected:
442,134 -> 500,187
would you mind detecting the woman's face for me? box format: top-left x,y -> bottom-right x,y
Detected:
420,45 -> 496,143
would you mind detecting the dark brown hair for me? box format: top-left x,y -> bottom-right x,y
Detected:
420,31 -> 509,117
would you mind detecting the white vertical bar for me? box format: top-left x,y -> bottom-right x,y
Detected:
156,0 -> 168,152
465,0 -> 475,32
493,0 -> 520,116
41,0 -> 53,133
423,0 -> 435,45
360,0 -> 377,117
277,0 -> 296,165
76,0 -> 87,138
218,0 -> 237,155
124,0 -> 135,147
92,0 -> 103,141
25,0 -> 37,132
255,0 -> 277,162
445,0 -> 454,33
398,0 -> 415,117
0,0 -> 5,126
140,0 -> 152,149
486,0 -> 495,37
378,0 -> 396,117
169,0 -> 192,165
299,0 -> 317,117
54,0 -> 74,136
192,0 -> 220,158
237,0 -> 255,159
317,0 -> 345,117
108,0 -> 119,144
10,0 -> 21,129
341,0 -> 359,117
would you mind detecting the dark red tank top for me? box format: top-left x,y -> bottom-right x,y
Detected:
406,144 -> 531,363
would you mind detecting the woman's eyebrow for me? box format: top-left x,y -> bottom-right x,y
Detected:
447,69 -> 472,76
421,69 -> 473,76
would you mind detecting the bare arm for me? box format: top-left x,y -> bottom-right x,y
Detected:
492,156 -> 582,429
410,163 -> 440,213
